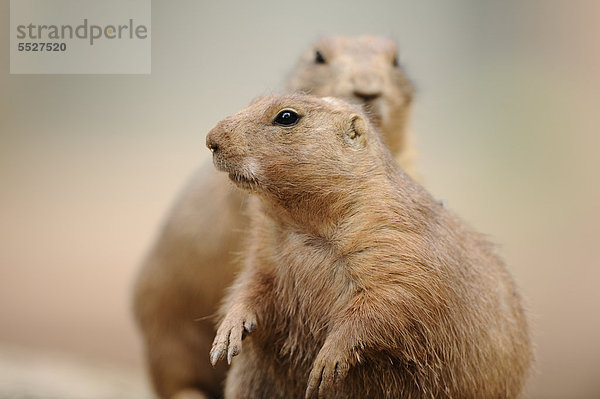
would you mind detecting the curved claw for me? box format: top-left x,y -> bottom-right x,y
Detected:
210,312 -> 257,367
305,365 -> 323,399
209,329 -> 230,366
305,350 -> 350,398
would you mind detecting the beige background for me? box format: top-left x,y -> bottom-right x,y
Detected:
1,1 -> 599,398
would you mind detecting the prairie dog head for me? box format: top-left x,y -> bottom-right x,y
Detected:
287,35 -> 414,156
206,94 -> 388,208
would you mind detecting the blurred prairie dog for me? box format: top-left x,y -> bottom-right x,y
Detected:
288,35 -> 416,176
207,94 -> 532,399
133,35 -> 416,399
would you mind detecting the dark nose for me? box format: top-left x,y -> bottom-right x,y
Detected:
352,71 -> 383,101
353,90 -> 382,102
206,132 -> 220,153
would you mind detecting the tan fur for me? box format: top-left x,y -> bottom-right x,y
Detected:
207,94 -> 532,399
287,35 -> 416,176
133,36 -> 417,399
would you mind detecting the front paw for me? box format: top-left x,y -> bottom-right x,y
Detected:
210,309 -> 257,366
305,342 -> 351,398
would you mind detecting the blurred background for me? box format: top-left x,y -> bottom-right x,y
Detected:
1,0 -> 599,398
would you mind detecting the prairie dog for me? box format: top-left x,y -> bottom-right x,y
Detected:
288,35 -> 416,175
207,94 -> 532,398
133,36 -> 417,399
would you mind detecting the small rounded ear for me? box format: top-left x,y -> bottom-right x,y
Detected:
344,114 -> 368,148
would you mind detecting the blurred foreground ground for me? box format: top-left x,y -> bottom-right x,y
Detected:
0,345 -> 149,399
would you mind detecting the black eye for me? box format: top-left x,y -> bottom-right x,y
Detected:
315,50 -> 326,64
273,109 -> 300,126
392,55 -> 399,67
